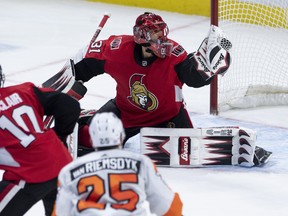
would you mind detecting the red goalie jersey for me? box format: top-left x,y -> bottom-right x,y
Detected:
74,35 -> 191,128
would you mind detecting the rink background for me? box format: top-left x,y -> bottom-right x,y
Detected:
1,0 -> 288,215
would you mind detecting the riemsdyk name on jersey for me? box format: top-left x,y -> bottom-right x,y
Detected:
70,157 -> 141,180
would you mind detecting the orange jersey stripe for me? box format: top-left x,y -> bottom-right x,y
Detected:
163,193 -> 183,216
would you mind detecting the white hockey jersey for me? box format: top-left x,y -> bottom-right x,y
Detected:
54,149 -> 182,216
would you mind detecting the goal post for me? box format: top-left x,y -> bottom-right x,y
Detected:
210,0 -> 288,114
210,0 -> 219,115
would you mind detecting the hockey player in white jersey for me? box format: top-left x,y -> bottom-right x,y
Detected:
54,112 -> 183,216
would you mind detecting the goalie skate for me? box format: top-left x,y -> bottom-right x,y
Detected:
253,146 -> 272,166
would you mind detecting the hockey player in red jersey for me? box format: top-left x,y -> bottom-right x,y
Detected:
54,112 -> 183,216
0,66 -> 81,216
71,12 -> 231,148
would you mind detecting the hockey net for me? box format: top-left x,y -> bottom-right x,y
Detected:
210,0 -> 288,113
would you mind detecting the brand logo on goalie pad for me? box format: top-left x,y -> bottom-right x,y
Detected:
178,137 -> 191,165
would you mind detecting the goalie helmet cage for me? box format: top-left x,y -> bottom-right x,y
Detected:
210,0 -> 288,115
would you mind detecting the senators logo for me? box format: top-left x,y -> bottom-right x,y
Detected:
127,74 -> 158,111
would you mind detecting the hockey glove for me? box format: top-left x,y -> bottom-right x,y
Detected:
191,25 -> 232,80
207,25 -> 232,76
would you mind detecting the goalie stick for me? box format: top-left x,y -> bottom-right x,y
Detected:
42,13 -> 111,128
140,127 -> 272,167
41,13 -> 111,159
42,59 -> 87,128
89,12 -> 111,47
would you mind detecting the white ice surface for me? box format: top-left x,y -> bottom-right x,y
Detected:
0,0 -> 287,215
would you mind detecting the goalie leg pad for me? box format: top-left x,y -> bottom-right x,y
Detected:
231,128 -> 272,167
231,128 -> 256,167
66,123 -> 79,160
140,127 -> 272,167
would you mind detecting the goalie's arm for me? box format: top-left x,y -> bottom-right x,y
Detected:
71,44 -> 106,83
175,53 -> 214,87
74,58 -> 105,82
33,86 -> 81,137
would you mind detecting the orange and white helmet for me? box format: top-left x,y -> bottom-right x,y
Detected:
89,112 -> 125,149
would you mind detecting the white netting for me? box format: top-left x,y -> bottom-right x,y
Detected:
217,0 -> 288,111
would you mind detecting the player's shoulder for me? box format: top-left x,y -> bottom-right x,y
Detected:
107,34 -> 133,42
58,152 -> 98,180
116,149 -> 155,165
2,82 -> 35,93
169,39 -> 187,59
106,35 -> 134,48
9,82 -> 35,88
65,152 -> 98,169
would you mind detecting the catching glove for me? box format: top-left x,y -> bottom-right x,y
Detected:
192,25 -> 232,80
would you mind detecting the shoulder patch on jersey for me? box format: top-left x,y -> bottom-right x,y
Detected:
171,45 -> 185,57
110,37 -> 122,50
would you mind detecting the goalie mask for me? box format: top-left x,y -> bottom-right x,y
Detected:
89,112 -> 126,149
133,12 -> 173,58
0,65 -> 4,88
